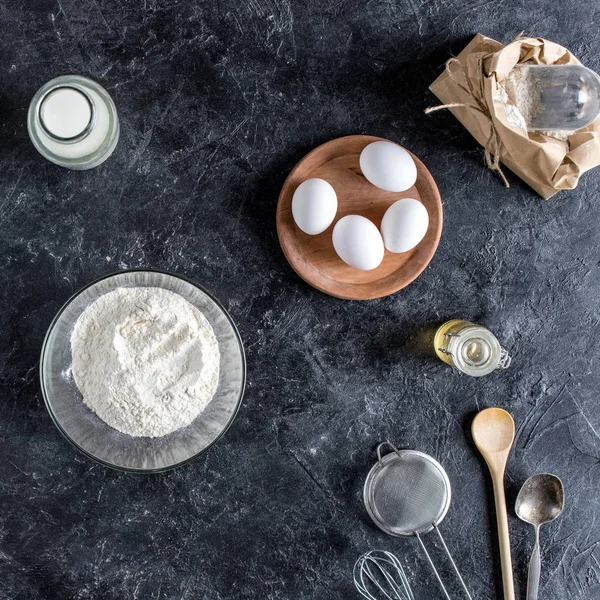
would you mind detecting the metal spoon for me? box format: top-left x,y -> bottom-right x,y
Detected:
471,407 -> 516,600
515,474 -> 565,600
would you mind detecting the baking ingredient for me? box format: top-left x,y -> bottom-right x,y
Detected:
292,178 -> 338,235
40,87 -> 92,139
434,319 -> 510,377
380,198 -> 428,253
508,64 -> 600,132
496,71 -> 570,141
28,75 -> 119,169
40,86 -> 110,159
359,141 -> 417,192
503,66 -> 543,130
495,81 -> 528,131
71,287 -> 220,438
430,35 -> 600,199
332,215 -> 384,270
499,64 -> 600,139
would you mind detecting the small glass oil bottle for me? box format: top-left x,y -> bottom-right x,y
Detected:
27,75 -> 119,170
434,319 -> 511,377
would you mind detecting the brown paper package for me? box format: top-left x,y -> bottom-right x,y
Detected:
429,34 -> 600,199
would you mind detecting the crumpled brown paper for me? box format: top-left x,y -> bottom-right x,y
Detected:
429,34 -> 600,199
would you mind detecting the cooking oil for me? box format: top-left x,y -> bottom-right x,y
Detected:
434,319 -> 510,377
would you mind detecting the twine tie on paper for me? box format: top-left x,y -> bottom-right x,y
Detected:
425,57 -> 510,188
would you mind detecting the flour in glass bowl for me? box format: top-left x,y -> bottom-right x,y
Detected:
71,287 -> 220,437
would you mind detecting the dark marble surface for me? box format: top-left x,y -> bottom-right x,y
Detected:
1,1 -> 600,599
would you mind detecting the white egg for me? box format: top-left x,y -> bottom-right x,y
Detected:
332,215 -> 384,271
380,198 -> 429,253
359,141 -> 417,192
291,178 -> 338,235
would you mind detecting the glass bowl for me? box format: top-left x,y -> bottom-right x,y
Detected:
40,270 -> 246,473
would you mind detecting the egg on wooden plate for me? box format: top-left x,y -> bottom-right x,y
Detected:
291,178 -> 338,235
332,215 -> 384,271
380,198 -> 429,253
359,141 -> 417,192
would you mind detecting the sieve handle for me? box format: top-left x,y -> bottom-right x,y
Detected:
415,533 -> 452,600
434,526 -> 473,600
376,441 -> 402,466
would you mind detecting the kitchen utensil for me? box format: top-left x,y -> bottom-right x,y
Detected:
363,442 -> 472,600
353,550 -> 414,600
515,474 -> 565,600
435,319 -> 511,376
40,269 -> 246,472
276,135 -> 443,300
471,407 -> 516,600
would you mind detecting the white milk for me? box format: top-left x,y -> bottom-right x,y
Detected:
28,75 -> 119,170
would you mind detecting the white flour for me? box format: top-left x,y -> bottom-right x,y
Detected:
494,82 -> 528,130
71,287 -> 220,437
503,66 -> 543,128
497,66 -> 571,142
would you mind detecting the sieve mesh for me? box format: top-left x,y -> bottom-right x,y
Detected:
368,452 -> 449,535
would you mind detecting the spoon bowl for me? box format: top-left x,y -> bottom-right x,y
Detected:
516,474 -> 564,527
472,407 -> 515,456
515,474 -> 565,600
471,407 -> 516,600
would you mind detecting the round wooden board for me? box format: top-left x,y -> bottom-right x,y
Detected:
276,135 -> 443,300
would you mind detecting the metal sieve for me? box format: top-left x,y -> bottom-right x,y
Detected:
363,442 -> 472,600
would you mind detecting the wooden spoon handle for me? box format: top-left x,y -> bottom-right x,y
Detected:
492,471 -> 516,600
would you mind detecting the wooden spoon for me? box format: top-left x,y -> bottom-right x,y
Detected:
471,407 -> 516,600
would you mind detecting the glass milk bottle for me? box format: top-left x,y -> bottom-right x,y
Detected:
434,319 -> 511,377
27,75 -> 119,170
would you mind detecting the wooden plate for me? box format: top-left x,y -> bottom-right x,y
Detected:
276,135 -> 443,300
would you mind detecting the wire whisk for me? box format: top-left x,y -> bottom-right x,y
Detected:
353,550 -> 415,600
